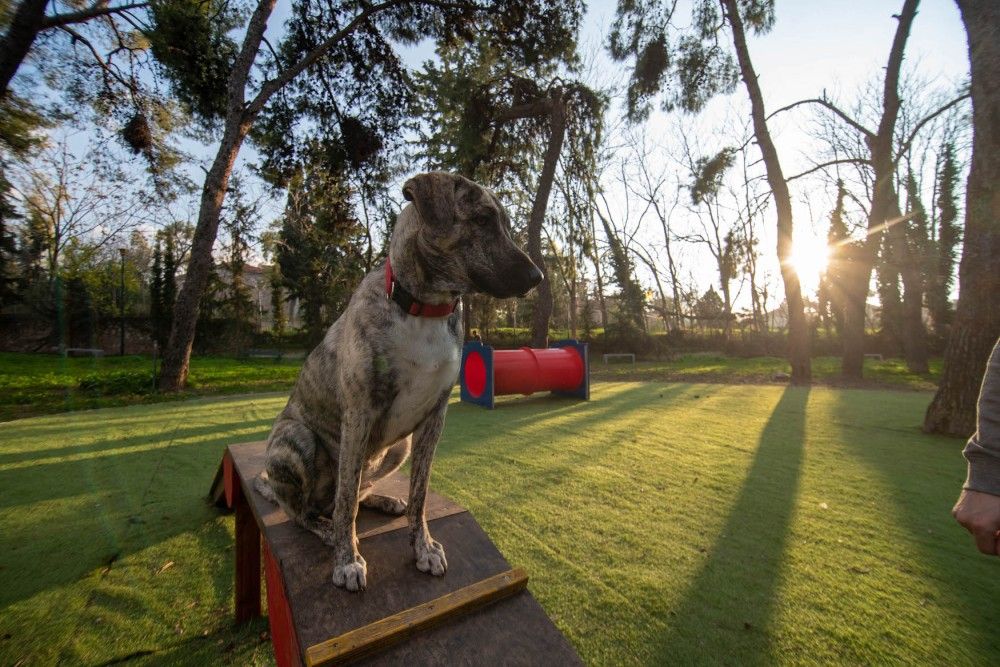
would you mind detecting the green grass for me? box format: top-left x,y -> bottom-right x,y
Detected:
0,353 -> 302,421
593,354 -> 942,390
1,383 -> 997,665
0,351 -> 941,424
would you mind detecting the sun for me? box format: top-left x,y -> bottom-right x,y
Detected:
787,235 -> 830,294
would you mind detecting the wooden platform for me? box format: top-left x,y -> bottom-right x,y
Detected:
211,441 -> 581,666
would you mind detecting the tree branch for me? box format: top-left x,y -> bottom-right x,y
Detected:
896,92 -> 971,159
58,25 -> 137,94
494,98 -> 555,122
247,0 -> 483,117
767,97 -> 874,139
43,2 -> 148,28
786,158 -> 869,183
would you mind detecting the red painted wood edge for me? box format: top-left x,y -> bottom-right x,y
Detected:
265,541 -> 303,667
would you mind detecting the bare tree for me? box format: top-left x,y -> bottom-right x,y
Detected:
12,137 -> 153,279
623,128 -> 685,330
777,0 -> 968,376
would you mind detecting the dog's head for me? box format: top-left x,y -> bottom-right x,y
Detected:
396,172 -> 543,299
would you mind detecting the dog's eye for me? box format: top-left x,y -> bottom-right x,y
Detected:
475,213 -> 493,226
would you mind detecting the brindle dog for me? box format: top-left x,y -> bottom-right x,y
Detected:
255,172 -> 542,591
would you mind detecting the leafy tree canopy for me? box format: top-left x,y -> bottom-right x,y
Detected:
608,0 -> 778,120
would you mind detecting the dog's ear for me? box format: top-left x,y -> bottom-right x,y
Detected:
402,172 -> 457,228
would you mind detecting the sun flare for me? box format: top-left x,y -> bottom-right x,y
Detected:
788,235 -> 830,293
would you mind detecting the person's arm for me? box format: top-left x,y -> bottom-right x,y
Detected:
953,337 -> 1000,555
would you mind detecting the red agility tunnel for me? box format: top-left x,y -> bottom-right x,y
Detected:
460,340 -> 589,409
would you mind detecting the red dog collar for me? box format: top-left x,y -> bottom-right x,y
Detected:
385,258 -> 458,318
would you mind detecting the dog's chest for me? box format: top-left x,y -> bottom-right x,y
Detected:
381,317 -> 459,441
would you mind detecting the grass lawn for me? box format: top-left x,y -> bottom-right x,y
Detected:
1,382 -> 997,665
0,353 -> 302,421
592,354 -> 942,390
0,351 -> 940,423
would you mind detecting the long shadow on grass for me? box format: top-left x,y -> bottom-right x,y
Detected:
0,422 -> 271,608
653,386 -> 808,665
0,417 -> 273,469
434,383 -> 699,547
829,392 -> 1000,659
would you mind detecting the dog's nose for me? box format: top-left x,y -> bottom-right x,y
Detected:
527,266 -> 544,287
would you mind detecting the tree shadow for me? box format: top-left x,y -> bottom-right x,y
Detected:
0,418 -> 273,469
828,390 -> 1000,659
437,383 -> 698,509
0,421 -> 272,609
652,386 -> 809,664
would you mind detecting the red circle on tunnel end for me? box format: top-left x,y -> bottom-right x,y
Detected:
464,351 -> 487,398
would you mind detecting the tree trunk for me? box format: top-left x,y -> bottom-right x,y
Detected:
159,117 -> 252,390
0,0 -> 48,99
663,230 -> 683,329
840,0 -> 919,379
528,92 -> 566,349
840,252 -> 871,378
724,0 -> 810,383
589,213 -> 609,329
924,0 -> 1000,435
157,0 -> 277,391
720,277 -> 732,340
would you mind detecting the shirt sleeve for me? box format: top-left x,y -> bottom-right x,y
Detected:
964,337 -> 1000,496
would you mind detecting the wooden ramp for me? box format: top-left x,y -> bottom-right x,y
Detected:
211,441 -> 581,666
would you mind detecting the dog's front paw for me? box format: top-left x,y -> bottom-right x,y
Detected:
414,538 -> 447,576
332,555 -> 367,592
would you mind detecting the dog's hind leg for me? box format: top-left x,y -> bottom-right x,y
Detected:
264,419 -> 340,545
359,437 -> 411,516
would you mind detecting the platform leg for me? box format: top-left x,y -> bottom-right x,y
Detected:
233,475 -> 261,624
265,542 -> 303,666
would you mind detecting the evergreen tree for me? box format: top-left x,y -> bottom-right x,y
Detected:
876,232 -> 902,354
270,266 -> 287,338
818,181 -> 850,335
599,215 -> 646,336
220,176 -> 258,351
0,171 -> 19,308
276,163 -> 366,346
695,287 -> 726,331
150,238 -> 164,348
928,142 -> 960,335
161,230 -> 177,347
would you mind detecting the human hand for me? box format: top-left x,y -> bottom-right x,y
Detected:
952,489 -> 1000,555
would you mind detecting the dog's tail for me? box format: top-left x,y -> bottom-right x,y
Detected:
253,471 -> 279,505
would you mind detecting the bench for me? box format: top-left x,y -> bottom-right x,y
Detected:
245,349 -> 285,361
65,347 -> 105,357
864,353 -> 884,362
245,349 -> 308,362
602,353 -> 635,364
210,442 -> 580,666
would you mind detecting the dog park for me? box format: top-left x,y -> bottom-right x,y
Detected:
1,0 -> 999,665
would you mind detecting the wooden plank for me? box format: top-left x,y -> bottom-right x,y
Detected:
305,568 -> 528,666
